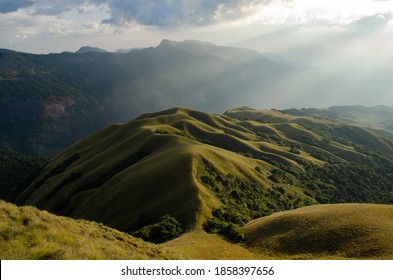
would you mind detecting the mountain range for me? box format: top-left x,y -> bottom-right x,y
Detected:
0,40 -> 310,155
2,40 -> 393,157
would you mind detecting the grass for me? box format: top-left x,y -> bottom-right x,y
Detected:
3,198 -> 392,260
244,204 -> 393,259
0,200 -> 181,260
163,230 -> 262,259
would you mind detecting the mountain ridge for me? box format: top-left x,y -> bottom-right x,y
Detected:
14,107 -> 393,246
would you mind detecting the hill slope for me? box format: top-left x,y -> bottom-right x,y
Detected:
282,106 -> 393,138
0,200 -> 179,260
244,204 -> 393,259
163,231 -> 260,260
15,107 -> 314,236
14,107 -> 393,245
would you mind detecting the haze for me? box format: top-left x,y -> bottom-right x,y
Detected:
1,0 -> 393,108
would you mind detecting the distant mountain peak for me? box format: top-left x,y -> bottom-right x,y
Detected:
75,46 -> 108,54
157,39 -> 216,49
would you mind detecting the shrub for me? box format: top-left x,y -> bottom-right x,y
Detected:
203,217 -> 245,243
290,147 -> 301,154
221,223 -> 245,243
133,214 -> 183,244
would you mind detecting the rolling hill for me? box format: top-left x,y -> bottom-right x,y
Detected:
282,106 -> 393,138
14,107 -> 393,248
0,200 -> 180,260
244,204 -> 393,259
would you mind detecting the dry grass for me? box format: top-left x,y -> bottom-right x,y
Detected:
163,230 -> 263,259
244,204 -> 393,259
0,200 -> 181,260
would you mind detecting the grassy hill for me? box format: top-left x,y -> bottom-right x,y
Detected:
244,204 -> 393,259
14,107 -> 393,246
0,200 -> 180,260
282,105 -> 393,138
225,107 -> 393,156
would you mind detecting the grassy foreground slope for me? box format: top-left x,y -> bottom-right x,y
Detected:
0,200 -> 179,260
2,199 -> 391,260
244,204 -> 393,259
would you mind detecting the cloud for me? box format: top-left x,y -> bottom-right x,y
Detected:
100,0 -> 279,27
31,0 -> 98,15
0,0 -> 103,16
0,0 -> 279,27
348,13 -> 392,33
0,0 -> 34,13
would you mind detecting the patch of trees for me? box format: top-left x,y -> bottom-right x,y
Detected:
300,154 -> 393,204
133,214 -> 183,244
199,167 -> 314,242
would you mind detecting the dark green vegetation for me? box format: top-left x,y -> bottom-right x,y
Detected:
245,204 -> 393,259
0,200 -> 180,260
134,214 -> 184,243
0,40 -> 310,155
0,150 -> 46,201
13,107 -> 393,254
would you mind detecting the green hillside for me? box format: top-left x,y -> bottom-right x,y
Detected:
225,107 -> 393,155
282,105 -> 393,138
0,200 -> 179,260
14,107 -> 393,246
244,204 -> 393,259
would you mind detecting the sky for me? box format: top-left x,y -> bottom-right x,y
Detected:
1,0 -> 393,107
